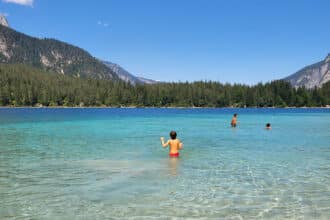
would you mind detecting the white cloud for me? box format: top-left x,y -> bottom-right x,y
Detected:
3,0 -> 33,6
97,20 -> 109,28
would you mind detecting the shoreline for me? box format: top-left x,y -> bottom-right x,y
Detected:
0,106 -> 329,109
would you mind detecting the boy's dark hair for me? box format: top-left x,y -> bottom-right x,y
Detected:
233,113 -> 237,117
170,131 -> 177,140
266,123 -> 271,127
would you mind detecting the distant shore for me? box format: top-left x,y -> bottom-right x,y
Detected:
0,106 -> 329,109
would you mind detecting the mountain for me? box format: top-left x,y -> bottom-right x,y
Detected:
102,61 -> 144,85
0,15 -> 158,83
0,15 -> 9,27
284,54 -> 330,89
103,61 -> 158,85
0,16 -> 118,80
136,76 -> 158,84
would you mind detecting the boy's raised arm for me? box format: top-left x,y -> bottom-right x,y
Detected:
160,137 -> 169,147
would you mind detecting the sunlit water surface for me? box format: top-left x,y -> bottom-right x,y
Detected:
0,108 -> 329,219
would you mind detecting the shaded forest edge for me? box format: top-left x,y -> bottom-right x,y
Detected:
0,64 -> 329,107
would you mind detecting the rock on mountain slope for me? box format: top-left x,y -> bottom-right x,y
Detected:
0,16 -> 117,80
103,61 -> 143,85
137,76 -> 158,84
103,61 -> 158,85
0,15 -> 9,27
284,54 -> 330,89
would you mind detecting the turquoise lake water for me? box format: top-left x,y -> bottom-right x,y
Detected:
0,108 -> 329,219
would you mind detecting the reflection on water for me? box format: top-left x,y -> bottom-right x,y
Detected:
168,157 -> 180,176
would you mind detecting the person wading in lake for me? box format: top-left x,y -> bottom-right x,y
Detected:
231,113 -> 238,127
160,131 -> 183,157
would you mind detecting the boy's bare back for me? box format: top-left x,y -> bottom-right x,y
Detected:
164,139 -> 183,154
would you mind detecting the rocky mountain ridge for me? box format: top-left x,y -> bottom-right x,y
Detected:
103,61 -> 158,85
0,15 -> 9,27
284,54 -> 330,88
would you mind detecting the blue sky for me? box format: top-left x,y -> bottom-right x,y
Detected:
1,0 -> 329,84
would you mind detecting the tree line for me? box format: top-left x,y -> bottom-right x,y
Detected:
0,64 -> 329,107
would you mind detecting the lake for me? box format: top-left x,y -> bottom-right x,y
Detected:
0,108 -> 329,219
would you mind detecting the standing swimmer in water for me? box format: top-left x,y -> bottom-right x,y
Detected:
231,113 -> 238,127
266,123 -> 272,130
160,131 -> 183,157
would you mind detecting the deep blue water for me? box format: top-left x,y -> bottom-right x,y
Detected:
0,108 -> 329,219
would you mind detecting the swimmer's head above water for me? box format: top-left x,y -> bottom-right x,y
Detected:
170,131 -> 177,140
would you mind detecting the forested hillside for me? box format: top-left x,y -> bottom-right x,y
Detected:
0,25 -> 118,80
0,64 -> 329,107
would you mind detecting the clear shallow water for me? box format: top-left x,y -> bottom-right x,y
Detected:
0,108 -> 329,220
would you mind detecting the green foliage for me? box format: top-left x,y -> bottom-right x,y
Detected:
0,64 -> 329,107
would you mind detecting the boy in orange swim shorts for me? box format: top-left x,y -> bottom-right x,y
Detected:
160,131 -> 183,157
